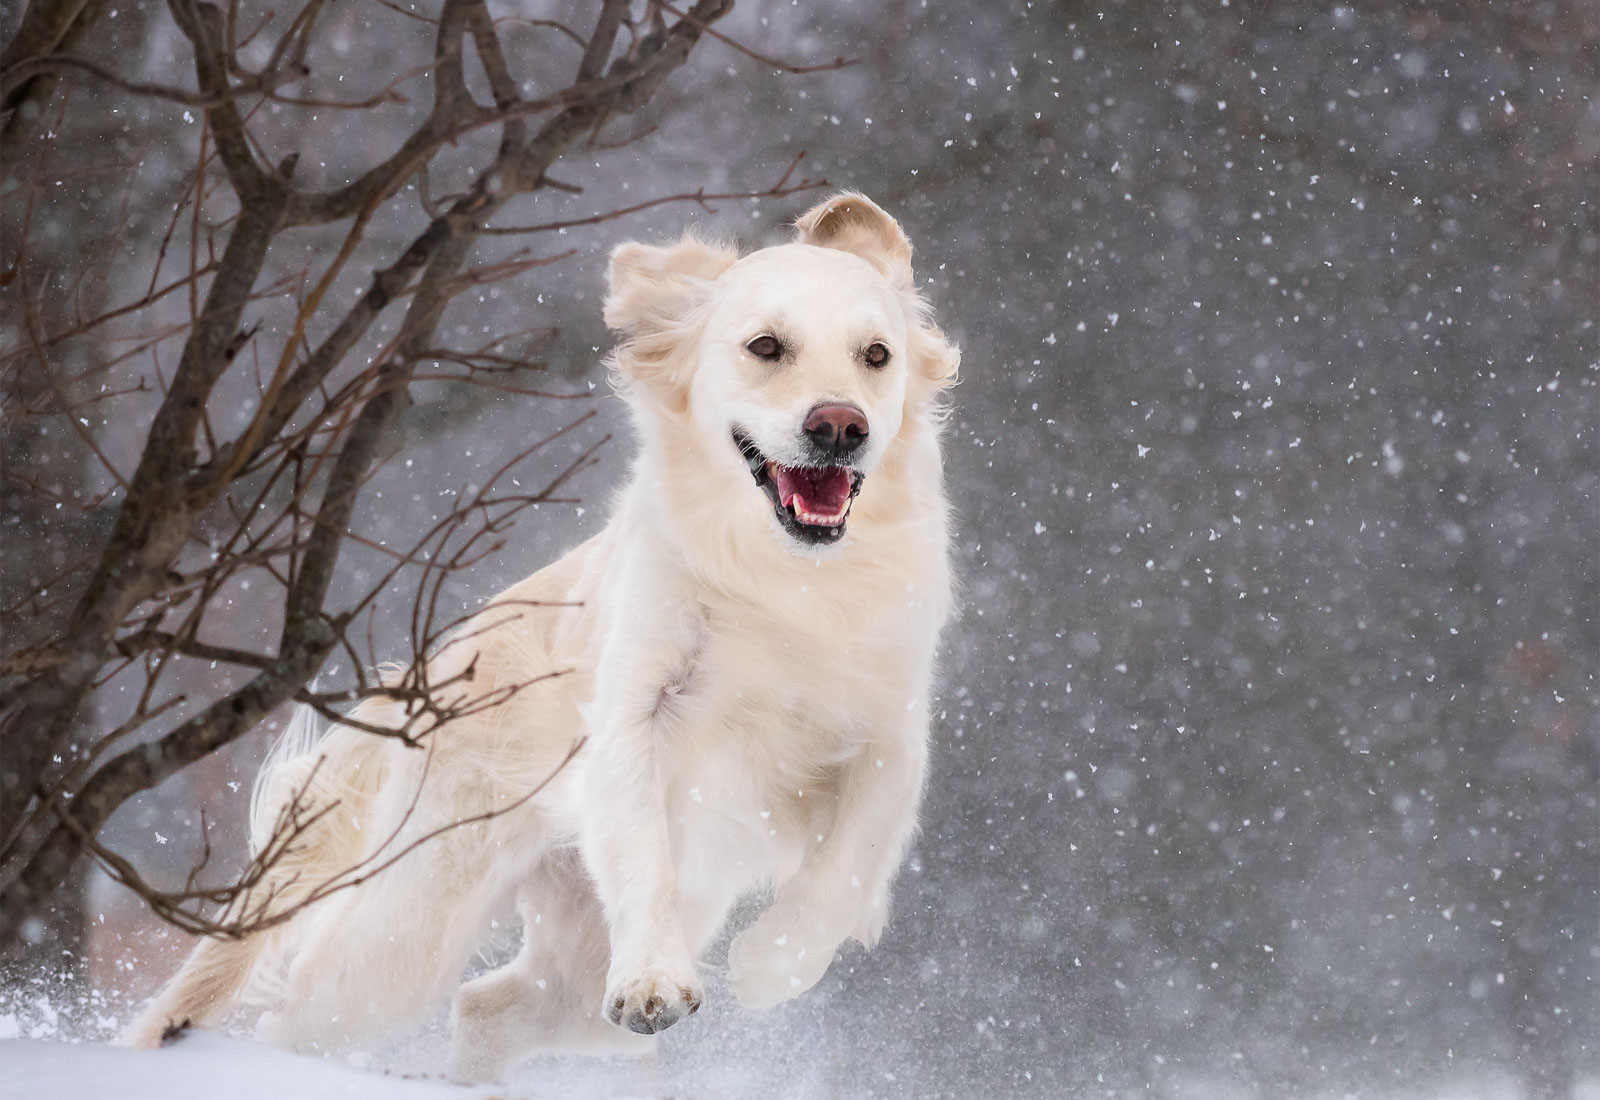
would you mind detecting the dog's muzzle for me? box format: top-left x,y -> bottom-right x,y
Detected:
732,427 -> 866,546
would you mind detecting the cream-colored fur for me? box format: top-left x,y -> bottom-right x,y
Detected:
119,193 -> 959,1081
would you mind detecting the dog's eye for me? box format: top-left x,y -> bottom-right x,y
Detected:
864,342 -> 891,368
746,335 -> 783,360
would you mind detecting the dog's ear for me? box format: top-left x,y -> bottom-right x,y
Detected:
908,319 -> 961,392
604,233 -> 737,337
797,194 -> 957,393
605,233 -> 737,402
794,192 -> 914,288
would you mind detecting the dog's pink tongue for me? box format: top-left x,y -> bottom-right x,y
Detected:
770,465 -> 852,516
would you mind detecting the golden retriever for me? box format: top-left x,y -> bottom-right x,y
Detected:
121,193 -> 959,1080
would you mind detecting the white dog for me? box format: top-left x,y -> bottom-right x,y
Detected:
121,193 -> 959,1079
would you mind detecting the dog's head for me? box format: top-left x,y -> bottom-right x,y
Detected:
605,193 -> 958,551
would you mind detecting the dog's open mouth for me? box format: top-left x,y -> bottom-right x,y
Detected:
733,430 -> 864,546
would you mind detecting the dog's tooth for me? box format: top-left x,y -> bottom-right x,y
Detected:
796,506 -> 844,527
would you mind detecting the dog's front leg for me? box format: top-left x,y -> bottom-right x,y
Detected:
728,700 -> 931,1010
578,568 -> 705,1035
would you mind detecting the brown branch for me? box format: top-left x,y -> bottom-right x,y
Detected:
166,0 -> 275,194
0,0 -> 111,176
500,15 -> 586,51
484,153 -> 825,235
577,0 -> 630,83
0,51 -> 277,107
111,630 -> 275,671
0,138 -> 294,850
0,262 -> 218,364
657,1 -> 856,74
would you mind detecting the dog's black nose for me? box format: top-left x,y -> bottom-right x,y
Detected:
803,403 -> 869,457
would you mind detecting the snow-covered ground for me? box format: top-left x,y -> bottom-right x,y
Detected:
4,960 -> 1598,1100
1,1033 -> 502,1100
4,1031 -> 1599,1100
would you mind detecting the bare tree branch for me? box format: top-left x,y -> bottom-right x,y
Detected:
0,0 -> 865,973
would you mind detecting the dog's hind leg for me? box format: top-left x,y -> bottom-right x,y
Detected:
450,855 -> 645,1081
120,721 -> 393,1049
265,811 -> 510,1054
119,934 -> 269,1047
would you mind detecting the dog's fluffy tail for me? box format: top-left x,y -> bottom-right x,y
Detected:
247,699 -> 326,857
118,698 -> 398,1048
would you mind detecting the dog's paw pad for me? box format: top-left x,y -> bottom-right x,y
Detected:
603,968 -> 702,1035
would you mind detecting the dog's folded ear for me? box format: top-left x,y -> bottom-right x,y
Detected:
604,233 -> 738,337
794,193 -> 914,289
605,233 -> 738,401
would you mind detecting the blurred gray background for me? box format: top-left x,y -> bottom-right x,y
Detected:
2,0 -> 1595,1096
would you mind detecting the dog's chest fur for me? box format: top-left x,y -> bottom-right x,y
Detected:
617,551 -> 941,894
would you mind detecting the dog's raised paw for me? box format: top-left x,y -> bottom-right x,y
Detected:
602,966 -> 702,1035
727,920 -> 835,1011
